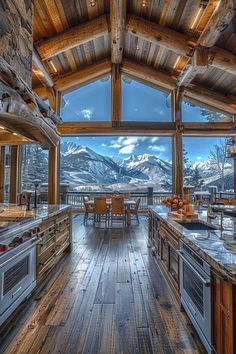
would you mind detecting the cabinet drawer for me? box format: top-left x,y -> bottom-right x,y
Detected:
37,242 -> 56,264
38,224 -> 55,239
37,253 -> 56,279
56,214 -> 70,231
37,234 -> 55,256
56,231 -> 70,245
159,225 -> 179,248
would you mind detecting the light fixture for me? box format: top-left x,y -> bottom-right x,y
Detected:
190,5 -> 204,29
141,0 -> 149,7
90,0 -> 96,7
136,46 -> 140,51
215,0 -> 221,11
48,59 -> 58,73
173,56 -> 181,70
13,132 -> 18,136
0,126 -> 5,130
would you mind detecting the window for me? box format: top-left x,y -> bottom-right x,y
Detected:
61,76 -> 111,122
21,145 -> 48,191
183,137 -> 233,192
182,99 -> 231,122
60,136 -> 172,192
122,75 -> 172,121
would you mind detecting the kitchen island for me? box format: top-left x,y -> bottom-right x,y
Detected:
149,205 -> 236,354
0,204 -> 72,327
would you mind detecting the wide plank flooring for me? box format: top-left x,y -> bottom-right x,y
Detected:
0,216 -> 205,354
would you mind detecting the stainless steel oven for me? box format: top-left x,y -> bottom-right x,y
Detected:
178,241 -> 213,354
0,236 -> 37,326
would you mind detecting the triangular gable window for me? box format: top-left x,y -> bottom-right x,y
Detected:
121,75 -> 172,121
61,76 -> 111,122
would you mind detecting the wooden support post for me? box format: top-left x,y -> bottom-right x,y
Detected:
112,64 -> 121,123
234,158 -> 236,194
48,145 -> 59,204
9,145 -> 19,203
0,146 -> 5,203
173,88 -> 184,196
47,88 -> 62,114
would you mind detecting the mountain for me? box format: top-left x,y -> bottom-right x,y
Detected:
60,142 -> 172,189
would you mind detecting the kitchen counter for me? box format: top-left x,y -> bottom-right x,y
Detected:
0,204 -> 71,242
149,205 -> 236,280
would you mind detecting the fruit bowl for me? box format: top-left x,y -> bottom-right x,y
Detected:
162,195 -> 188,210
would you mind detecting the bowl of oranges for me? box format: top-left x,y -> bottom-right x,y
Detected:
162,195 -> 188,211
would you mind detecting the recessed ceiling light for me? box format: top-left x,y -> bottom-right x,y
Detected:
0,126 -> 4,130
141,0 -> 149,7
13,132 -> 18,136
90,0 -> 96,7
48,59 -> 58,73
136,46 -> 140,51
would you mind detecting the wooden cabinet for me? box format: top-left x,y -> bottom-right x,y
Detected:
36,211 -> 72,282
148,213 -> 180,299
212,272 -> 236,354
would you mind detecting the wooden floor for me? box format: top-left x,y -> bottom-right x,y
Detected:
0,216 -> 205,354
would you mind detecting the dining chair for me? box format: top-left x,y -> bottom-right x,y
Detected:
129,197 -> 141,223
215,198 -> 229,205
111,197 -> 126,226
93,197 -> 110,227
83,196 -> 94,224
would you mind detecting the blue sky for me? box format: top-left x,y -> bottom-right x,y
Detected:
60,77 -> 227,162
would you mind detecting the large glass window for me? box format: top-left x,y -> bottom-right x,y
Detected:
182,99 -> 231,122
122,75 -> 172,121
21,145 -> 48,191
61,76 -> 111,122
60,136 -> 172,192
183,137 -> 233,192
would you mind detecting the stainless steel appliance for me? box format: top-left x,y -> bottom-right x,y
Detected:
177,241 -> 213,354
0,222 -> 40,326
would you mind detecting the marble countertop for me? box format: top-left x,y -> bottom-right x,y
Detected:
0,204 -> 71,241
149,205 -> 236,280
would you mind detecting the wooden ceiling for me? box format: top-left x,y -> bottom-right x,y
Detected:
32,0 -> 236,113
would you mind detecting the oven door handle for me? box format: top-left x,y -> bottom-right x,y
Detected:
176,250 -> 211,286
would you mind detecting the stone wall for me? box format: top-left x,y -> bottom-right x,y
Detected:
0,0 -> 33,87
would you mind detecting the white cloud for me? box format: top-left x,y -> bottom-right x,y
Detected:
81,109 -> 93,120
197,156 -> 203,160
148,145 -> 166,152
151,137 -> 159,143
119,144 -> 135,154
101,143 -> 106,147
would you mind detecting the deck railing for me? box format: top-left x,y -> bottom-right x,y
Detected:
38,190 -> 236,211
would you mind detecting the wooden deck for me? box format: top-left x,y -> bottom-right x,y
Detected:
0,216 -> 205,354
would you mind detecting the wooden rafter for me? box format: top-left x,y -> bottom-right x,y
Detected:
32,48 -> 54,87
54,58 -> 111,92
198,0 -> 235,47
35,15 -> 109,60
110,0 -> 127,64
177,46 -> 209,87
125,14 -> 236,75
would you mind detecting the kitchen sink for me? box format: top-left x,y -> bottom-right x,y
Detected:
176,221 -> 218,231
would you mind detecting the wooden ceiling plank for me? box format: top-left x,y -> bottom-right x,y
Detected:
126,14 -> 236,76
36,15 -> 109,60
54,58 -> 111,92
110,0 -> 127,64
198,0 -> 235,47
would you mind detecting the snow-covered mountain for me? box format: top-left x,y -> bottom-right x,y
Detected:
60,142 -> 172,190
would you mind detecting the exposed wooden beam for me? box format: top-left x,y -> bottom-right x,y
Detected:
48,145 -> 59,204
111,64 -> 121,121
9,145 -> 19,204
0,146 -> 5,203
0,132 -> 30,145
57,121 -> 176,136
198,0 -> 235,47
54,58 -> 111,92
46,88 -> 61,115
184,122 -> 236,135
121,59 -> 236,114
110,0 -> 127,64
33,86 -> 47,100
126,14 -> 236,75
126,14 -> 195,57
122,58 -> 176,91
173,133 -> 183,195
177,46 -> 209,87
36,15 -> 109,60
32,48 -> 54,87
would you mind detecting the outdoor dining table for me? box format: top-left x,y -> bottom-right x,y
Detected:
85,199 -> 136,225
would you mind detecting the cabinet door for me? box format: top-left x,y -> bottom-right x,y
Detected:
161,237 -> 169,270
169,244 -> 179,286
